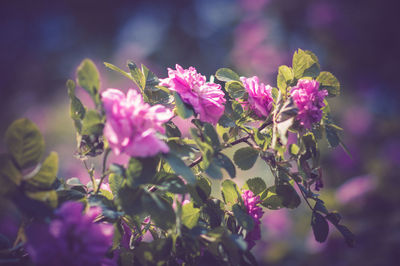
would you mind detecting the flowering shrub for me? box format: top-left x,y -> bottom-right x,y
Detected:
0,49 -> 353,265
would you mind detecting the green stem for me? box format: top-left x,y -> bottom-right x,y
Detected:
95,148 -> 111,194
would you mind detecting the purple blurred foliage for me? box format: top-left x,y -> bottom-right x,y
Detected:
336,175 -> 377,205
25,201 -> 114,266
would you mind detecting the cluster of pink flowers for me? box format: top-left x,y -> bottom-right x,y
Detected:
289,79 -> 328,129
101,89 -> 173,157
241,190 -> 264,249
25,202 -> 114,266
159,64 -> 226,125
240,76 -> 274,118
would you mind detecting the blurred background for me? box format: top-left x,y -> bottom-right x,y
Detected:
1,0 -> 399,265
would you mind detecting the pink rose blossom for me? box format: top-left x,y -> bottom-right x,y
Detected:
240,76 -> 274,118
242,190 -> 264,249
159,64 -> 226,124
101,88 -> 173,157
290,79 -> 328,129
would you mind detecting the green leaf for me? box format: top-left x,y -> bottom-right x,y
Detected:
165,121 -> 181,138
205,161 -> 223,180
67,80 -> 86,124
317,71 -> 340,97
141,64 -> 160,91
203,123 -> 220,149
76,59 -> 100,104
173,92 -> 194,119
243,177 -> 266,195
5,118 -> 45,169
214,152 -> 236,178
221,180 -> 240,205
104,62 -> 134,81
117,185 -> 147,220
311,211 -> 329,243
158,175 -> 187,194
325,125 -> 340,148
26,152 -> 58,189
142,193 -> 175,230
109,173 -> 124,197
163,153 -> 196,184
218,114 -> 236,128
233,147 -> 259,171
182,202 -> 200,229
127,61 -> 145,89
261,184 -> 301,209
188,176 -> 212,206
134,238 -> 172,265
190,128 -> 214,169
57,189 -> 85,205
89,194 -> 120,219
81,110 -> 104,136
226,81 -> 245,98
326,211 -> 342,224
232,204 -> 254,231
292,49 -> 320,79
126,157 -> 158,187
289,143 -> 300,156
0,154 -> 21,195
25,190 -> 58,209
277,65 -> 294,93
314,199 -> 329,215
215,68 -> 240,82
336,224 -> 355,247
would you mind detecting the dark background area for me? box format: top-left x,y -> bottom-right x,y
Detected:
1,0 -> 400,265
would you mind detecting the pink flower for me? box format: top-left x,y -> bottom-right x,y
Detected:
159,64 -> 226,124
101,89 -> 173,157
289,79 -> 328,129
242,190 -> 264,249
240,76 -> 274,117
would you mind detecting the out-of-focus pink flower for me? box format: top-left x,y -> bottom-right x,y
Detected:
25,202 -> 114,266
336,175 -> 376,204
159,64 -> 225,124
101,88 -> 173,157
343,106 -> 372,135
242,190 -> 264,249
262,209 -> 292,239
240,76 -> 274,118
290,79 -> 328,129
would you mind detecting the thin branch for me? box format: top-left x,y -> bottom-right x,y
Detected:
95,148 -> 111,194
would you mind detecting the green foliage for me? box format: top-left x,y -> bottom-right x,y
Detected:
277,65 -> 294,95
5,118 -> 45,169
0,49 -> 353,264
233,147 -> 259,170
232,204 -> 254,231
221,180 -> 241,206
173,92 -> 194,119
163,153 -> 196,184
26,152 -> 58,189
317,71 -> 340,97
261,184 -> 301,209
243,177 -> 266,196
311,211 -> 329,243
225,81 -> 246,99
182,202 -> 200,229
215,68 -> 240,82
76,59 -> 101,105
292,49 -> 320,79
